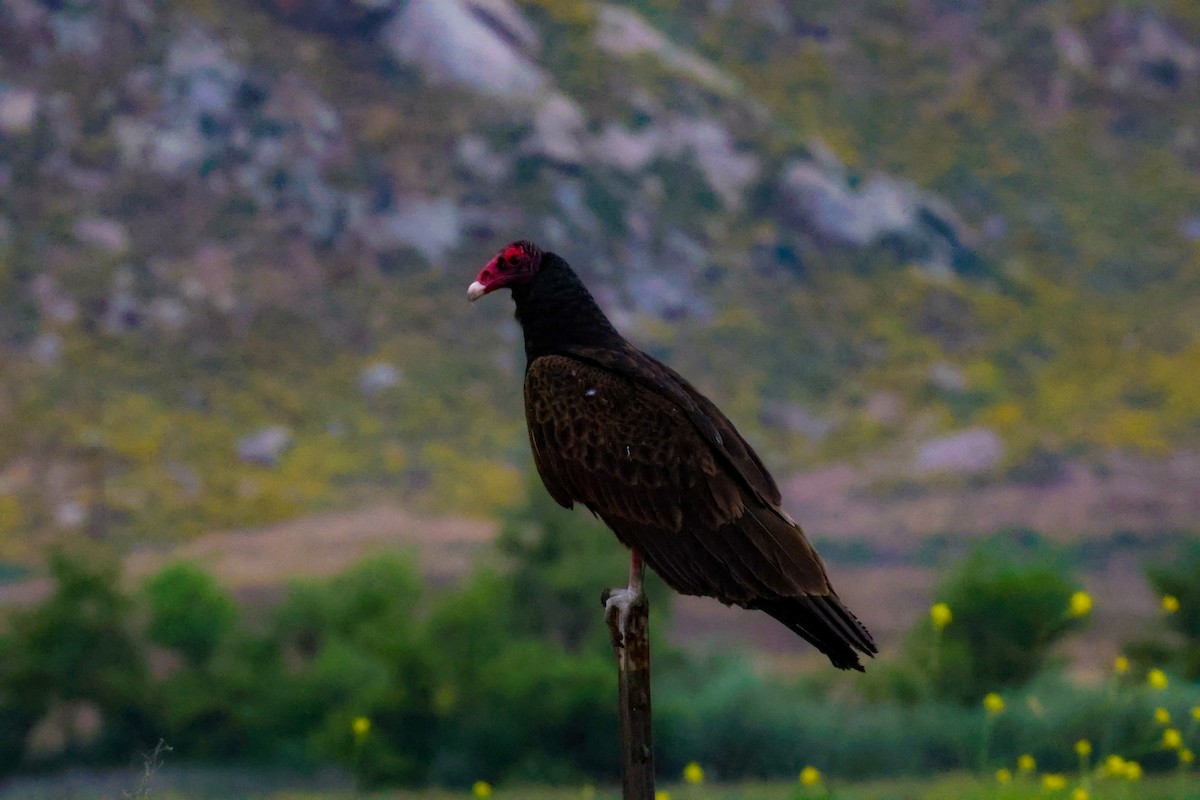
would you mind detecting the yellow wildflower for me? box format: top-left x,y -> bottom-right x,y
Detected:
472,781 -> 492,799
1018,753 -> 1037,773
1154,707 -> 1171,725
1041,773 -> 1066,791
1113,655 -> 1129,674
1074,739 -> 1091,758
1180,748 -> 1194,765
682,762 -> 704,785
995,768 -> 1012,784
1124,761 -> 1142,781
930,602 -> 952,629
1192,705 -> 1200,721
1103,754 -> 1126,777
1072,788 -> 1088,800
1148,668 -> 1168,690
1163,728 -> 1183,750
654,792 -> 671,800
983,692 -> 1005,715
1069,591 -> 1092,617
1162,594 -> 1180,613
351,716 -> 370,740
799,765 -> 821,786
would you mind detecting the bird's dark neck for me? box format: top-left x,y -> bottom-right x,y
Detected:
512,253 -> 626,362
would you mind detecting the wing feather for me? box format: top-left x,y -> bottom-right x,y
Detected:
525,356 -> 711,530
560,344 -> 782,508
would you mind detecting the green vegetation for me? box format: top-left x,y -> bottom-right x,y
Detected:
0,772 -> 1182,800
143,562 -> 237,667
1142,545 -> 1200,679
899,543 -> 1083,704
0,548 -> 152,771
0,488 -> 1196,791
4,773 -> 1200,800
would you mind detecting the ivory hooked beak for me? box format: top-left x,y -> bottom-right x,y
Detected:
467,281 -> 487,302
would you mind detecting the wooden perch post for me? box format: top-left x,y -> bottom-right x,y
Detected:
603,559 -> 654,800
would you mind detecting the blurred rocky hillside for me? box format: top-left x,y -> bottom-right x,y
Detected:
1,0 -> 1198,555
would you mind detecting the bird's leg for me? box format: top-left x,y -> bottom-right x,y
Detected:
602,550 -> 646,649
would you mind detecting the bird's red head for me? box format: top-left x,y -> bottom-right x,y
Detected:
467,240 -> 543,302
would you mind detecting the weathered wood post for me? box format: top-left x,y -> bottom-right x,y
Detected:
602,561 -> 654,800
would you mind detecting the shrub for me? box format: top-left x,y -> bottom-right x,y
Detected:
0,548 -> 153,767
905,538 -> 1083,704
495,471 -> 669,652
142,561 -> 237,666
1144,543 -> 1200,678
268,554 -> 439,785
656,650 -> 978,778
151,633 -> 286,762
427,635 -> 615,785
658,658 -> 1200,780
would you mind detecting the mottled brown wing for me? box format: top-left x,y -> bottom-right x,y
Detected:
524,354 -> 744,534
559,343 -> 782,508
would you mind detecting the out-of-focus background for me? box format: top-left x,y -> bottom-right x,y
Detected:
1,0 -> 1199,797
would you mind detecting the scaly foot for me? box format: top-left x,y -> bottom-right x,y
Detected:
602,585 -> 642,649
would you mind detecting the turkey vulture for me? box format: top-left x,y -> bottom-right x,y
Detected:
468,241 -> 876,671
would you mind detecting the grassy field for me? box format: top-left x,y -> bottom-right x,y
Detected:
348,775 -> 1199,800
3,772 -> 1198,800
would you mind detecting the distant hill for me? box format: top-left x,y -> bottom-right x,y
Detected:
1,0 -> 1198,556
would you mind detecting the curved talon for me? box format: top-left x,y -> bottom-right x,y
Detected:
604,586 -> 641,649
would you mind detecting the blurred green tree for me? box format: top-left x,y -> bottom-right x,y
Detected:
906,537 -> 1083,704
269,554 -> 440,786
1144,544 -> 1200,679
0,548 -> 152,768
142,561 -> 237,666
423,566 -> 618,785
495,470 -> 670,652
151,632 -> 283,761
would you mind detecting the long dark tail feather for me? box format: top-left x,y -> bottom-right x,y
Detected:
813,595 -> 877,656
754,595 -> 878,672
